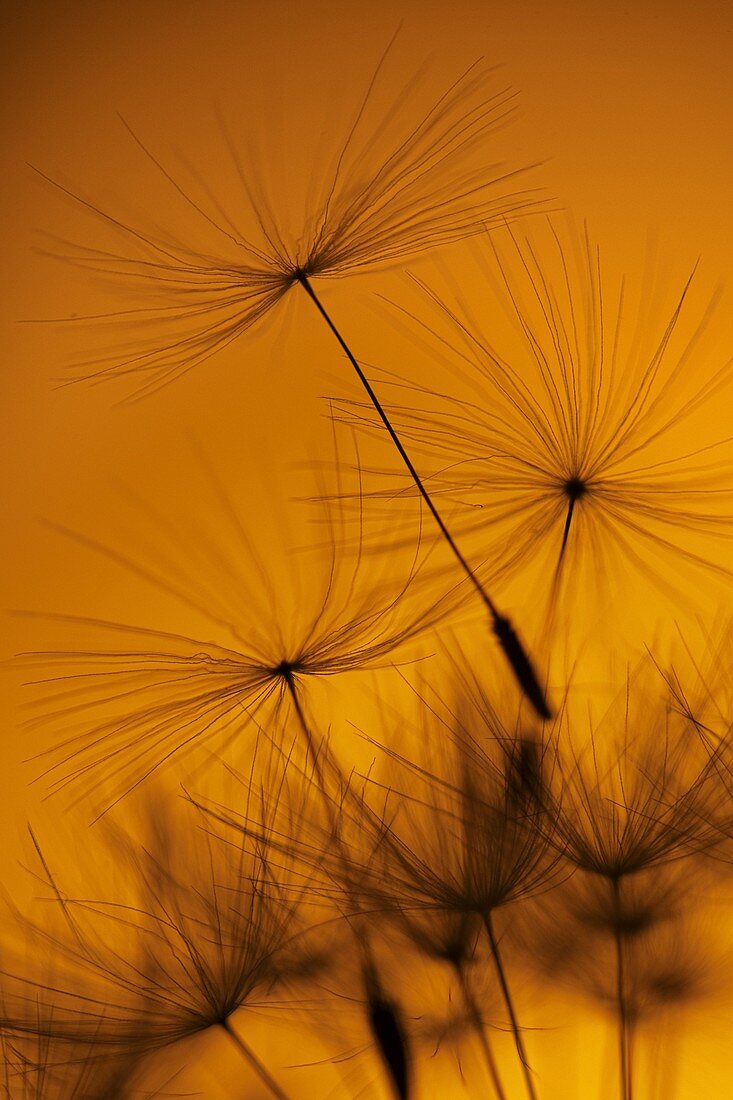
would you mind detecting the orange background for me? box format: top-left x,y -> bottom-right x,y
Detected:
1,2 -> 732,1097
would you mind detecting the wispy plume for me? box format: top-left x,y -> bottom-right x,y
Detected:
17,448 -> 454,817
340,219 -> 733,640
1,779 -> 326,1100
200,669 -> 562,1099
32,35 -> 551,717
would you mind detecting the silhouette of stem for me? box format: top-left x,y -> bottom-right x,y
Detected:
611,877 -> 632,1100
220,1017 -> 291,1100
296,272 -> 550,719
283,673 -> 359,905
483,913 -> 538,1100
283,672 -> 343,825
282,677 -> 411,1096
558,496 -> 577,564
452,960 -> 508,1100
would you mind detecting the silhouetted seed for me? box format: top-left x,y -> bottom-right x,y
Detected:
32,48 -> 550,719
1,795 -> 315,1100
492,614 -> 551,720
347,221 -> 733,636
296,269 -> 551,719
34,52 -> 539,393
563,478 -> 587,502
544,671 -> 726,1100
20,461 -> 457,814
505,736 -> 544,809
521,875 -> 721,1100
363,965 -> 411,1100
0,1022 -> 145,1100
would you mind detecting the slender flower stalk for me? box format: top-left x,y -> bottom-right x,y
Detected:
201,675 -> 562,1099
392,909 -> 509,1097
610,876 -> 632,1100
451,963 -> 508,1100
33,45 -> 551,717
481,911 -> 537,1100
340,219 -> 733,639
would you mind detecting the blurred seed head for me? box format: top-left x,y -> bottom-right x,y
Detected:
0,774 -> 327,1070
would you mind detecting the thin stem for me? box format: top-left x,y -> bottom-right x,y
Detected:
483,912 -> 538,1100
296,273 -> 551,720
284,674 -> 358,906
611,877 -> 632,1100
652,1023 -> 679,1100
284,675 -> 411,1097
220,1017 -> 292,1100
558,495 -> 577,563
297,272 -> 495,613
452,960 -> 508,1100
283,674 -> 346,831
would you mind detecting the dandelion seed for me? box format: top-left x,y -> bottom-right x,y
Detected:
0,1021 -> 145,1099
33,41 -> 550,717
361,953 -> 411,1100
36,44 -> 537,393
522,897 -> 722,1100
342,218 -> 733,641
651,620 -> 733,764
207,672 -> 563,1100
1,789 -> 325,1100
552,688 -> 719,882
541,668 -> 723,1100
18,452 -> 451,816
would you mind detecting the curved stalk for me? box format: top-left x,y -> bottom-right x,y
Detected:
558,495 -> 577,563
284,673 -> 411,1097
296,272 -> 551,721
220,1017 -> 292,1100
282,672 -> 344,824
483,912 -> 538,1100
611,877 -> 632,1100
452,960 -> 508,1100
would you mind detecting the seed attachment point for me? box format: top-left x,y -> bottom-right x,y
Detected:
270,659 -> 301,683
563,476 -> 587,502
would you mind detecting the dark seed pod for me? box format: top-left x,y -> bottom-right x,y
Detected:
363,961 -> 411,1100
492,613 -> 551,719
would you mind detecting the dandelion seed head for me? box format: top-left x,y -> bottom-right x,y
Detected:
550,665 -> 722,880
266,666 -> 565,925
34,48 -> 540,396
19,445 -> 454,816
561,476 -> 588,503
339,218 -> 733,647
1,784 -> 324,1068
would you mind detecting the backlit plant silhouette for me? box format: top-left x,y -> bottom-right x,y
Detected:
198,672 -> 565,1100
19,450 -> 458,817
34,41 -> 551,717
537,672 -> 723,1100
1,782 -> 331,1100
339,219 -> 733,636
8,24 -> 733,1100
